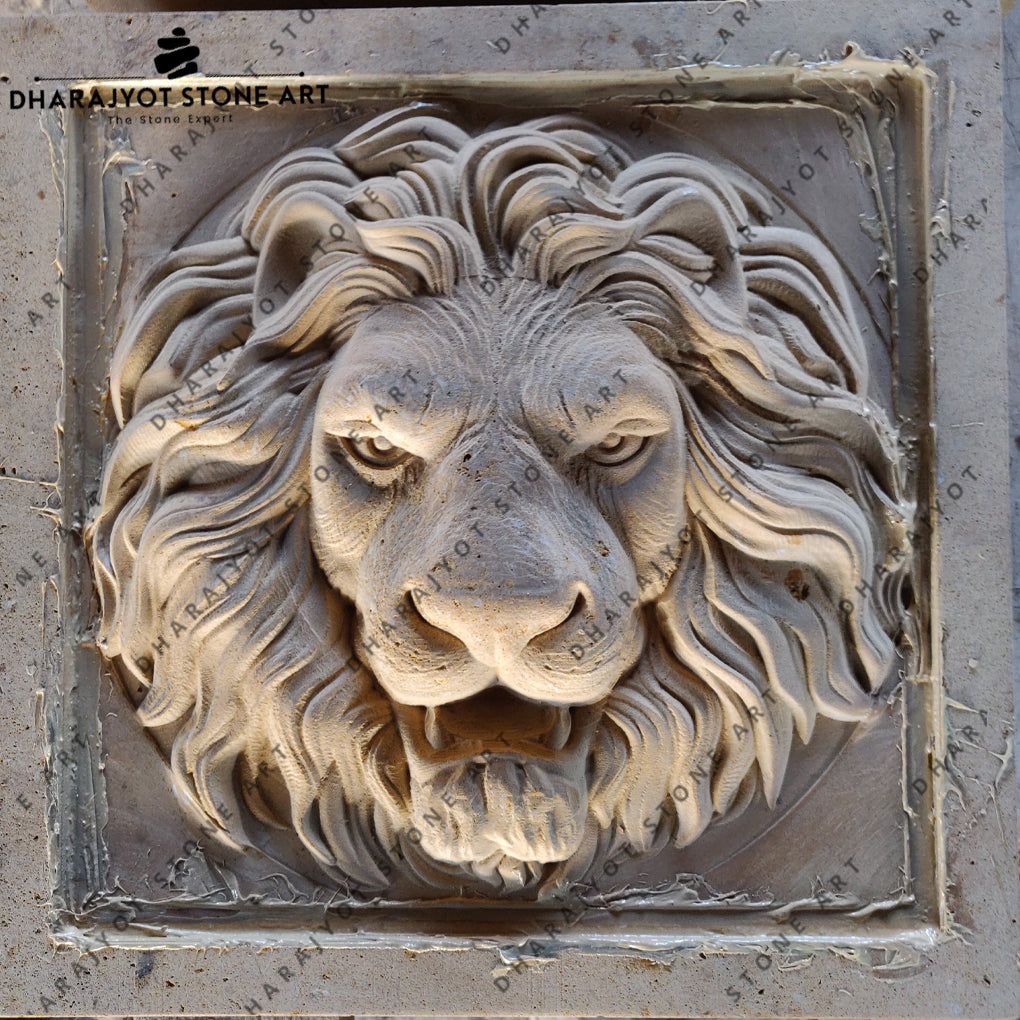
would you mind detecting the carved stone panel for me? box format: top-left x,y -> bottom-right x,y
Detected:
60,64 -> 932,931
0,4 -> 1004,1016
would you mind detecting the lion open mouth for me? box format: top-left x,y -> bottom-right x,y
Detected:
424,687 -> 573,754
391,687 -> 603,767
390,688 -> 605,869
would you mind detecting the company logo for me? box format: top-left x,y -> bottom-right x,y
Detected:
154,27 -> 199,79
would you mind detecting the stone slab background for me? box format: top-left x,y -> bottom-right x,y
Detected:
1004,0 -> 1020,828
0,0 -> 1016,1017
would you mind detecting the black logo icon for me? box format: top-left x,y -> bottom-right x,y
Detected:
154,27 -> 199,79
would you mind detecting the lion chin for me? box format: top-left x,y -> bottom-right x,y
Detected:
87,103 -> 912,898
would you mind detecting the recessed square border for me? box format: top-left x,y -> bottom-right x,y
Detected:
51,59 -> 938,953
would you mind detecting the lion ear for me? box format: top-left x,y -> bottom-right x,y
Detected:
248,193 -> 360,312
740,227 -> 869,395
111,237 -> 257,425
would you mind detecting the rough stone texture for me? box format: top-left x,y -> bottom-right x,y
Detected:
1004,0 -> 1020,823
0,2 -> 1016,1017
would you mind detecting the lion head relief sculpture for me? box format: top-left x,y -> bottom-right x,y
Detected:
87,104 -> 912,898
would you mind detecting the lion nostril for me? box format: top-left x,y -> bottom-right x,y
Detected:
403,580 -> 593,660
527,587 -> 588,648
569,589 -> 587,620
402,590 -> 470,654
405,588 -> 428,625
405,588 -> 447,632
560,589 -> 586,629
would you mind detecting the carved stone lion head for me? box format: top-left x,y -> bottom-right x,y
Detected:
88,105 -> 912,896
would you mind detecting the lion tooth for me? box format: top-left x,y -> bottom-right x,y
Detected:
424,706 -> 446,750
548,707 -> 571,751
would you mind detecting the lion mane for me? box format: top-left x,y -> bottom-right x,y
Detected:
88,104 -> 912,897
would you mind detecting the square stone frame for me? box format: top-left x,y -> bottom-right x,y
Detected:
53,53 -> 936,945
0,1 -> 1015,1017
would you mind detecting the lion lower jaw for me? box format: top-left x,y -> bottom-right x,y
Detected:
390,701 -> 599,870
408,755 -> 590,868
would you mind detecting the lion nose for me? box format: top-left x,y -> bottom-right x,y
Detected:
407,583 -> 588,666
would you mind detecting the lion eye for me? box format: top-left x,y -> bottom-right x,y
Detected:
586,433 -> 648,466
341,435 -> 412,469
